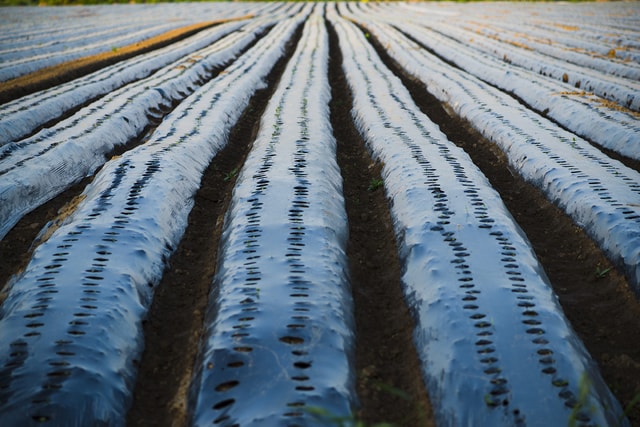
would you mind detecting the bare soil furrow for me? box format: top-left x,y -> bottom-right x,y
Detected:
362,24 -> 640,426
327,19 -> 435,427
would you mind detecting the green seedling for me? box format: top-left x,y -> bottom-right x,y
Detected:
484,393 -> 499,407
375,382 -> 411,401
224,167 -> 239,182
595,265 -> 612,279
623,392 -> 640,419
367,178 -> 383,192
304,378 -> 425,426
568,372 -> 595,427
305,406 -> 394,427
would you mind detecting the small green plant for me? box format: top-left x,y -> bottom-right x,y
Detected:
618,393 -> 640,425
223,167 -> 239,182
305,406 -> 394,427
484,393 -> 499,407
568,372 -> 595,427
623,392 -> 640,419
620,393 -> 640,423
595,265 -> 612,279
304,378 -> 425,427
367,178 -> 383,192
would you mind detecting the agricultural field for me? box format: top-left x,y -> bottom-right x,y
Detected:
0,2 -> 639,426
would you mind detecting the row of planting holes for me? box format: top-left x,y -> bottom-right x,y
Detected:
375,42 -> 598,419
209,35 -> 321,422
210,75 -> 283,422
406,134 -> 592,421
0,160 -> 132,421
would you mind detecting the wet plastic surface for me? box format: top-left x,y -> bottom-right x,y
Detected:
0,10 -> 304,426
331,6 -> 629,426
189,7 -> 357,426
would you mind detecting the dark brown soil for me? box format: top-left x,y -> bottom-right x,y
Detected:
1,13 -> 639,427
123,92 -> 253,427
327,20 -> 435,427
124,98 -> 242,426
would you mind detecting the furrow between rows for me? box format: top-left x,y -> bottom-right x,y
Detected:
326,14 -> 435,427
127,12 -> 304,427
